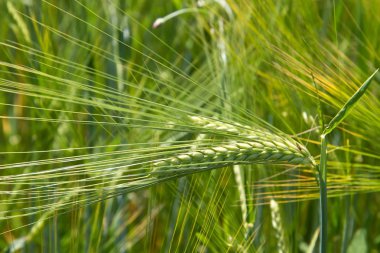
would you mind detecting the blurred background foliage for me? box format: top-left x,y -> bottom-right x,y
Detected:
0,0 -> 380,252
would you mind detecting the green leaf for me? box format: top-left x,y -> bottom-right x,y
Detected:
324,69 -> 379,135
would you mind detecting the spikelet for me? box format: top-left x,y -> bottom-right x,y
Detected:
152,117 -> 315,177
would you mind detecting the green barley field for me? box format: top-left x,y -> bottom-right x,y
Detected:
1,0 -> 379,252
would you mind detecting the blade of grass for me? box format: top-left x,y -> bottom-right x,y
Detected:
324,69 -> 379,135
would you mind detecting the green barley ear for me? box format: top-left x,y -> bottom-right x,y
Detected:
270,198 -> 287,253
152,117 -> 315,177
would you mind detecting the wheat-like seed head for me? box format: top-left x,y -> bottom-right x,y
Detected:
189,116 -> 312,158
270,198 -> 287,253
152,116 -> 315,177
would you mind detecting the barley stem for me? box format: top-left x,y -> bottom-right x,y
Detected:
318,69 -> 379,253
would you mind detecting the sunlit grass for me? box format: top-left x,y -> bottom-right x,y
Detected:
1,0 -> 379,252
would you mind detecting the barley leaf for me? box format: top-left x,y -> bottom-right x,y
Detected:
324,69 -> 379,135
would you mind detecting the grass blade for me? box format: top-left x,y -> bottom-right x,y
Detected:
324,69 -> 379,135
